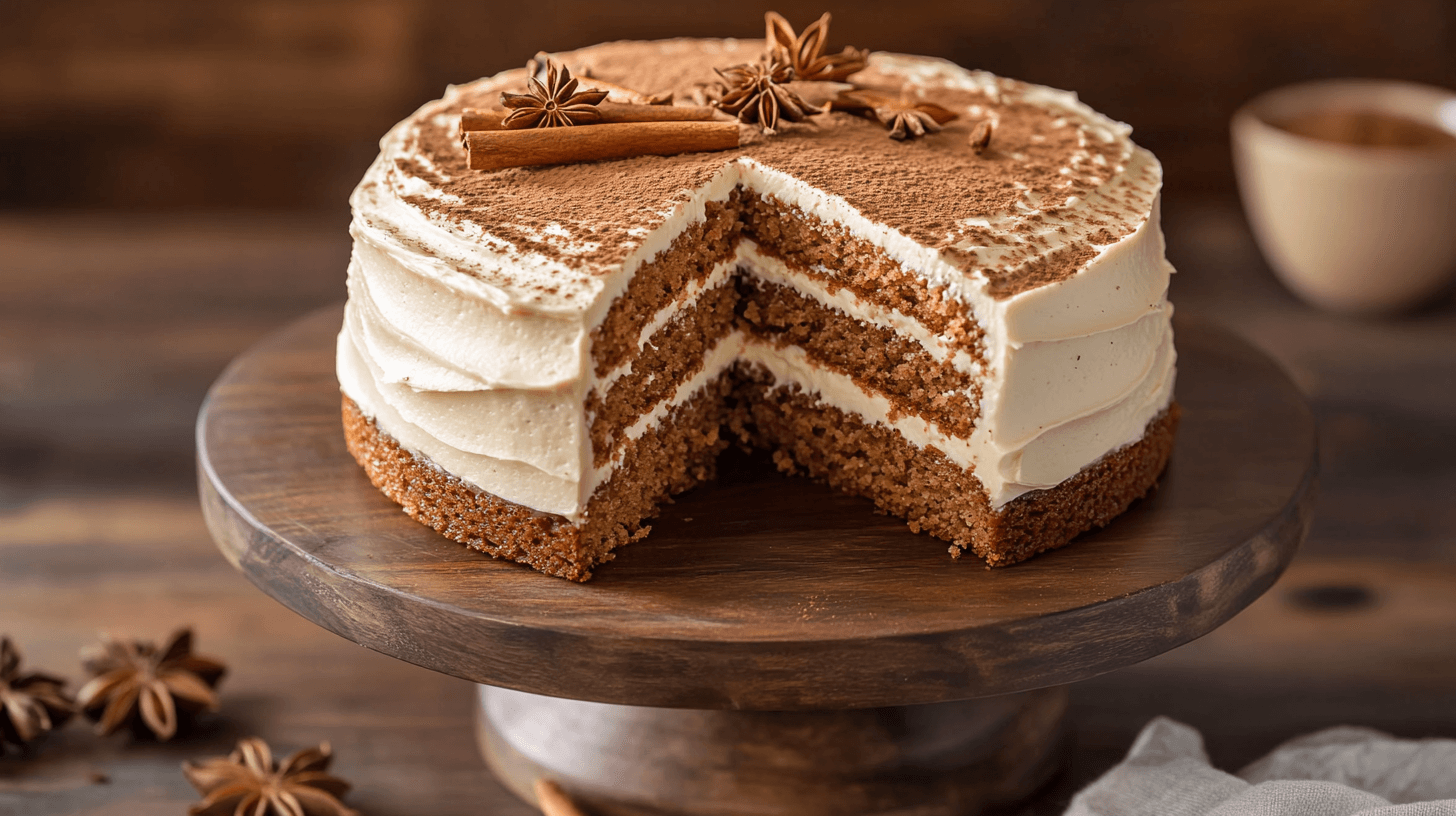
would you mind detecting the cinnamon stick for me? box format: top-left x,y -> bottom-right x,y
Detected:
461,109 -> 508,131
465,121 -> 740,170
462,103 -> 716,132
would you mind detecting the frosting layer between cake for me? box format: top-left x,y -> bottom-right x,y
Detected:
338,39 -> 1176,528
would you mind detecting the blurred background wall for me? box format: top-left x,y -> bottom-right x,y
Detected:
4,0 -> 1455,212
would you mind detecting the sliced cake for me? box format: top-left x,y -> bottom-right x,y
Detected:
337,36 -> 1178,581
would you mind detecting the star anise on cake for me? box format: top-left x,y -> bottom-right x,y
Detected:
713,52 -> 821,134
765,11 -> 868,82
833,89 -> 958,140
183,737 -> 357,816
500,60 -> 609,129
0,637 -> 75,754
77,628 -> 226,741
881,106 -> 944,140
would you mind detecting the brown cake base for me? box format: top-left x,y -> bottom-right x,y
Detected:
730,368 -> 1180,567
342,365 -> 1178,580
342,377 -> 730,582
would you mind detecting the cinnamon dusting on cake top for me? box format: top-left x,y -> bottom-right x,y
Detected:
389,39 -> 1160,302
831,89 -> 959,141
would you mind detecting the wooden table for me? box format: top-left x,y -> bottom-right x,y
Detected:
3,203 -> 1455,815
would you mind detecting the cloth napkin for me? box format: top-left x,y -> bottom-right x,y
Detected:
1066,717 -> 1456,816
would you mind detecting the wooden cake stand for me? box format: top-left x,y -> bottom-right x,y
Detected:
198,305 -> 1316,816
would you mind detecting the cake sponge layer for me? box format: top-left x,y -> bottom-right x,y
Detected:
730,367 -> 1180,566
342,377 -> 729,581
343,368 -> 1176,580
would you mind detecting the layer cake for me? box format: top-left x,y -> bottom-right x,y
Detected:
338,38 -> 1179,581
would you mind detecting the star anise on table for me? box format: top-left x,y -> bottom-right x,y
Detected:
500,59 -> 609,129
765,11 -> 868,82
713,52 -> 821,135
0,637 -> 74,754
77,628 -> 226,741
184,737 -> 357,816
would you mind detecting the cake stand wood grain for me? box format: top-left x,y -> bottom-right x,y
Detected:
198,305 -> 1316,816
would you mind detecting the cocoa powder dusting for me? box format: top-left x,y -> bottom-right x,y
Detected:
985,244 -> 1097,298
388,39 -> 1157,299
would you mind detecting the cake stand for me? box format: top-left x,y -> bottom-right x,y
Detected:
197,305 -> 1316,816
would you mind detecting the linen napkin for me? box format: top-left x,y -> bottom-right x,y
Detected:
1066,717 -> 1456,815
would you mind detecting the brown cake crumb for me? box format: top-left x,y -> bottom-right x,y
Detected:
737,277 -> 980,438
739,191 -> 986,353
590,198 -> 741,378
587,280 -> 738,467
729,367 -> 1180,565
343,375 -> 731,581
344,381 -> 1177,579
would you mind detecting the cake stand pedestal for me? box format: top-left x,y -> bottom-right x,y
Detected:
198,306 -> 1316,816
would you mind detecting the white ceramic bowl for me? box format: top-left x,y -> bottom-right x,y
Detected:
1232,79 -> 1456,315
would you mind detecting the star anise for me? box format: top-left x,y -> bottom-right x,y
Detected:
0,637 -> 74,754
500,60 -> 608,129
184,737 -> 357,816
833,89 -> 957,141
77,628 -> 226,741
881,106 -> 944,140
713,52 -> 820,135
765,11 -> 868,82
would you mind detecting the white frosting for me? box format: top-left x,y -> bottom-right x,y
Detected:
338,328 -> 582,512
739,329 -> 1173,493
340,49 -> 1177,521
986,303 -> 1172,448
350,166 -> 596,392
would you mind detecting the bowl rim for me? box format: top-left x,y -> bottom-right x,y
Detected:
1231,78 -> 1456,163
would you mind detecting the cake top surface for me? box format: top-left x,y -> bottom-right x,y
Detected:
356,38 -> 1163,315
